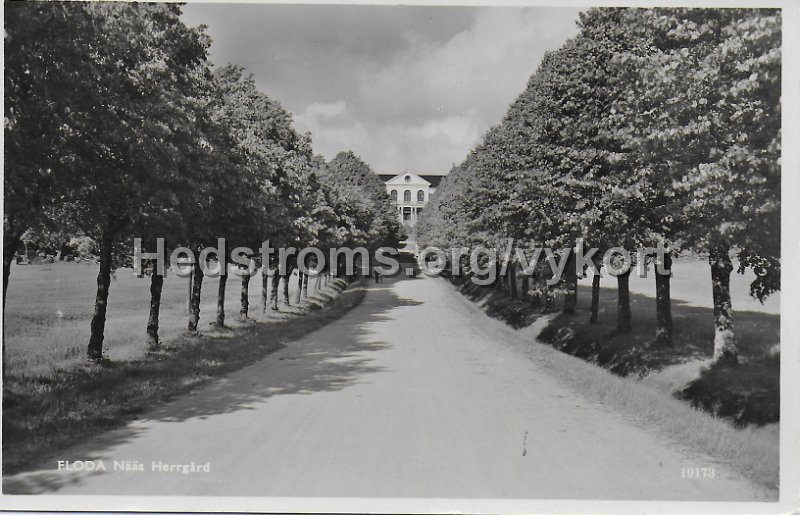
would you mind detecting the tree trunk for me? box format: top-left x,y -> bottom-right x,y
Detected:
187,268 -> 194,315
261,267 -> 269,313
216,273 -> 227,327
3,231 -> 22,378
589,273 -> 601,324
87,230 -> 115,360
527,271 -> 539,306
270,269 -> 280,310
187,259 -> 204,333
146,268 -> 164,348
710,243 -> 737,361
282,266 -> 294,305
295,271 -> 304,304
616,269 -> 632,333
543,280 -> 555,312
3,231 -> 22,314
521,274 -> 529,301
496,263 -> 504,291
240,266 -> 252,320
563,249 -> 577,315
655,253 -> 673,345
509,264 -> 518,299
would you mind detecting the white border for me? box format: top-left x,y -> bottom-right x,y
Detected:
2,0 -> 798,512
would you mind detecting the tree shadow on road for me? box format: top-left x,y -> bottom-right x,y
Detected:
146,286 -> 411,422
3,275 -> 427,494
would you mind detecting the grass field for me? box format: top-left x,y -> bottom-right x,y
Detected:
591,257 -> 780,314
2,261 -> 366,473
4,261 -> 312,376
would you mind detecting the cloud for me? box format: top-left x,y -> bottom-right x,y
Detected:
294,100 -> 349,137
182,5 -> 580,173
341,7 -> 580,172
305,101 -> 347,120
410,115 -> 480,143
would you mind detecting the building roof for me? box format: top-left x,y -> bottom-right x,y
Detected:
385,172 -> 430,186
378,173 -> 446,188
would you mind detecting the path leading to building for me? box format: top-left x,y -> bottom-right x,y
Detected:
3,275 -> 774,500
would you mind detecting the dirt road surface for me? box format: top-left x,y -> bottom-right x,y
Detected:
3,275 -> 775,500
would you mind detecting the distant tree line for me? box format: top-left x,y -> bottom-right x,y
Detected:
416,7 -> 780,362
4,2 -> 401,363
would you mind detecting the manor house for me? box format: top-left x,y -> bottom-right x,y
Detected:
379,172 -> 445,227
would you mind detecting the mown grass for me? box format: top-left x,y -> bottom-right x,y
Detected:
3,261 -> 314,374
537,284 -> 779,427
2,275 -> 366,475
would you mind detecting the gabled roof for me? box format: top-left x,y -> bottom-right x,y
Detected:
378,173 -> 446,188
419,175 -> 445,188
385,172 -> 430,186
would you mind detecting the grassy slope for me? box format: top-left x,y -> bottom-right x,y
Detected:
538,284 -> 779,427
2,273 -> 367,475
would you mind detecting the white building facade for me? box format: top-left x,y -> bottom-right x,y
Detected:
384,172 -> 436,227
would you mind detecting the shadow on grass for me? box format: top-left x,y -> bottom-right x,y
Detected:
676,355 -> 779,427
454,279 -> 543,329
2,274 -> 424,480
453,279 -> 779,427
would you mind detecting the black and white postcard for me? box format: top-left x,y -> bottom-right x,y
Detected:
2,0 -> 798,513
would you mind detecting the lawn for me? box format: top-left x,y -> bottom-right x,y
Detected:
593,256 -> 779,315
4,261 -> 310,376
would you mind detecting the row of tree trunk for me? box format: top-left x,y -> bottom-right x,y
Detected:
488,251 -> 680,347
489,247 -> 737,359
79,244 -> 355,363
145,262 -> 329,352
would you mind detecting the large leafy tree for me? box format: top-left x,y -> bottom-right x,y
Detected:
325,151 -> 403,254
621,8 -> 781,360
5,2 -> 210,360
196,65 -> 307,324
418,7 -> 779,359
5,2 -> 97,309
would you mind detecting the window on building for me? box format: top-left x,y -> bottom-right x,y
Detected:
404,190 -> 411,202
417,190 -> 425,202
391,189 -> 397,201
403,207 -> 412,221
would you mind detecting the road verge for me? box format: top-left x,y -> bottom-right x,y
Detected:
446,275 -> 778,491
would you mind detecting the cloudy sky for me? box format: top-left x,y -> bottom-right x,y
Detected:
181,4 -> 581,174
